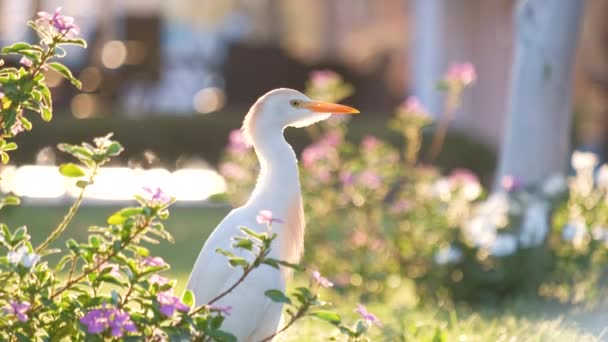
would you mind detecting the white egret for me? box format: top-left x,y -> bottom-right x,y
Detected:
186,88 -> 359,341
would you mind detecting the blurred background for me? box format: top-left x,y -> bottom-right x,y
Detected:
3,1 -> 608,339
0,0 -> 606,198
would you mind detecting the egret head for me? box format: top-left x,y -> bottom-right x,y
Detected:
242,88 -> 359,146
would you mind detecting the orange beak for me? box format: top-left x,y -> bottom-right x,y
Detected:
304,101 -> 360,114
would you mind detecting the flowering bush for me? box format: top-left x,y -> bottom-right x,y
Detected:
220,65 -> 608,304
0,10 -> 378,341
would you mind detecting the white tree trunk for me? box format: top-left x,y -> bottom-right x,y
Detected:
409,0 -> 444,117
497,0 -> 586,184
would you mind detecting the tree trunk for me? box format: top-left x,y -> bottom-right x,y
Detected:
497,0 -> 587,184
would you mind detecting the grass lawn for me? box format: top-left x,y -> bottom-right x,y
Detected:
1,204 -> 605,341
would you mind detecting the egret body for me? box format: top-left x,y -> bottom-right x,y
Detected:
186,88 -> 358,341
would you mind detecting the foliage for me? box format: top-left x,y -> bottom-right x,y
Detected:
219,65 -> 608,306
0,8 -> 85,163
0,10 -> 375,341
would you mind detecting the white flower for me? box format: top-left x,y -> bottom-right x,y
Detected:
542,174 -> 567,197
464,216 -> 497,248
596,165 -> 608,189
7,246 -> 40,268
562,221 -> 588,248
519,201 -> 549,247
591,225 -> 607,241
571,151 -> 598,172
433,178 -> 451,201
489,233 -> 518,257
461,182 -> 482,201
434,245 -> 463,265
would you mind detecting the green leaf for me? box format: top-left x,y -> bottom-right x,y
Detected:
48,62 -> 81,89
76,180 -> 92,188
1,152 -> 9,164
261,259 -> 279,269
228,257 -> 248,268
107,214 -> 127,225
264,289 -> 291,304
182,289 -> 195,308
310,311 -> 341,324
2,142 -> 17,151
233,238 -> 253,251
2,196 -> 20,206
41,106 -> 52,121
59,163 -> 86,177
105,142 -> 124,156
59,38 -> 87,47
240,227 -> 266,241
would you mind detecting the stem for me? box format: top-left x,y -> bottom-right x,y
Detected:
259,304 -> 308,342
36,164 -> 99,253
31,216 -> 152,312
426,91 -> 459,164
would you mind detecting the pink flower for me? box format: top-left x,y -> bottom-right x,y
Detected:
359,170 -> 382,189
37,7 -> 80,37
0,91 -> 4,99
256,210 -> 284,225
11,120 -> 25,136
143,256 -> 166,267
19,57 -> 32,68
4,301 -> 31,322
321,132 -> 342,147
445,62 -> 476,86
310,70 -> 339,88
149,274 -> 169,286
390,199 -> 412,214
209,304 -> 233,316
312,270 -> 334,288
227,129 -> 249,152
399,96 -> 430,119
220,162 -> 248,179
361,135 -> 381,151
142,187 -> 171,205
502,175 -> 524,192
157,290 -> 190,316
356,304 -> 381,327
448,169 -> 479,186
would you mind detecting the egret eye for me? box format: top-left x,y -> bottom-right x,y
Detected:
290,100 -> 301,108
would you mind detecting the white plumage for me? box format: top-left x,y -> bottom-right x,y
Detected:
186,88 -> 358,341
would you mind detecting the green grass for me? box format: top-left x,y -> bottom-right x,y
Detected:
1,205 -> 605,341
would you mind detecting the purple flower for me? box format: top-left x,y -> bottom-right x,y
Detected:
209,304 -> 233,316
361,135 -> 381,151
19,57 -> 32,68
37,7 -> 80,37
157,290 -> 190,316
80,306 -> 137,337
227,129 -> 249,152
80,308 -> 109,334
444,62 -> 476,86
312,270 -> 334,288
143,256 -> 166,267
149,274 -> 169,286
356,304 -> 381,327
108,310 -> 137,337
501,175 -> 524,192
142,187 -> 171,205
310,70 -> 339,88
256,210 -> 284,225
359,170 -> 382,189
4,301 -> 31,322
340,170 -> 355,187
